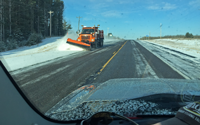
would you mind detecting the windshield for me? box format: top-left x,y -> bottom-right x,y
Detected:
0,0 -> 200,122
82,29 -> 95,34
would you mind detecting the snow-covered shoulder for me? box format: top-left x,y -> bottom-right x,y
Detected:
143,39 -> 200,58
136,39 -> 200,79
0,31 -> 84,72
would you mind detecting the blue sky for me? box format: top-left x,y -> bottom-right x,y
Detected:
63,0 -> 200,39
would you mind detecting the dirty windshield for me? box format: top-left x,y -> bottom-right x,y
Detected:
0,0 -> 200,122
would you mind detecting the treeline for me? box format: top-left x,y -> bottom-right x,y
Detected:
140,32 -> 200,40
0,0 -> 72,52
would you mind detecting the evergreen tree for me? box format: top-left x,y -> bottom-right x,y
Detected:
63,19 -> 72,35
0,0 -> 71,52
185,32 -> 193,38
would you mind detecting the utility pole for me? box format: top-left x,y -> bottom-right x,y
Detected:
160,23 -> 162,39
48,10 -> 54,37
76,16 -> 82,34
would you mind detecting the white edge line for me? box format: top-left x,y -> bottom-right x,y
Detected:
136,40 -> 191,80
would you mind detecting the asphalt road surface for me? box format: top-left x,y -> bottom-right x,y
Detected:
10,40 -> 184,113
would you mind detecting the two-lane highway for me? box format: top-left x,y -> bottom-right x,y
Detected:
94,41 -> 158,84
9,40 -> 184,113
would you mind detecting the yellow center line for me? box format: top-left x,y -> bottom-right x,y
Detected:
113,51 -> 116,54
98,41 -> 127,74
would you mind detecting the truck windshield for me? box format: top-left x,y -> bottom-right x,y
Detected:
82,29 -> 94,34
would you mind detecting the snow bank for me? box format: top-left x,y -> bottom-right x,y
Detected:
0,31 -> 85,71
57,31 -> 84,51
156,39 -> 200,46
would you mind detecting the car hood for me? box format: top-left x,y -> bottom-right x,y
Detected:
46,78 -> 200,120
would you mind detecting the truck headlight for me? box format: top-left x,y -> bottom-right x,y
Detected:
92,39 -> 94,41
78,39 -> 80,41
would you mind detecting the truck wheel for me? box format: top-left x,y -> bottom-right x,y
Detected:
99,40 -> 101,47
91,43 -> 95,48
100,40 -> 103,47
95,41 -> 98,48
89,45 -> 92,51
99,41 -> 101,47
101,41 -> 103,47
98,41 -> 100,47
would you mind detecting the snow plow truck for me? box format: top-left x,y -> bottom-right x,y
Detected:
66,25 -> 104,50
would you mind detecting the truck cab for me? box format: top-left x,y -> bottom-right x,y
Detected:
77,27 -> 104,48
67,25 -> 104,50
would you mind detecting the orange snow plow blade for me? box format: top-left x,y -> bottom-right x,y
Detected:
66,38 -> 91,50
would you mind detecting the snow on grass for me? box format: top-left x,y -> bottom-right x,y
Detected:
145,39 -> 200,58
138,39 -> 200,79
0,31 -> 85,71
